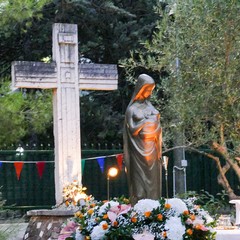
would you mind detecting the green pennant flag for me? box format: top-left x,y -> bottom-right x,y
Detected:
81,159 -> 86,174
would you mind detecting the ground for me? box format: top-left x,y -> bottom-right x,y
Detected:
0,219 -> 28,240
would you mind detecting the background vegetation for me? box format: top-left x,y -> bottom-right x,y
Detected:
122,0 -> 240,199
1,0 -> 240,199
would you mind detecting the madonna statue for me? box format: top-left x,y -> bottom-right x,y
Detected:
123,74 -> 162,205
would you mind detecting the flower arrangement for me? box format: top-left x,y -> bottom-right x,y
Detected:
62,181 -> 88,207
58,196 -> 216,240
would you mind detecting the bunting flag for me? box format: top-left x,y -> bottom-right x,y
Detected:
36,162 -> 46,179
97,157 -> 105,173
116,154 -> 123,170
14,162 -> 24,180
81,159 -> 86,174
0,153 -> 124,179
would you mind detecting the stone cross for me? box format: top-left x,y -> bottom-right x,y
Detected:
11,23 -> 118,204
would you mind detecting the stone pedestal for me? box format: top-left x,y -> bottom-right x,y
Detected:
24,209 -> 74,240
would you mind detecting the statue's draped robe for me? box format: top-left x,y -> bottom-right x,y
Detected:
124,74 -> 162,205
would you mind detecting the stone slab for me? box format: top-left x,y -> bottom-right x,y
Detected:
24,210 -> 74,240
27,209 -> 74,216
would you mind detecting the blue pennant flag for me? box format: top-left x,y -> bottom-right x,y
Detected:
97,157 -> 105,173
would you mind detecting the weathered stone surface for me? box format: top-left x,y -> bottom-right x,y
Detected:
24,210 -> 74,240
27,209 -> 74,216
11,23 -> 118,205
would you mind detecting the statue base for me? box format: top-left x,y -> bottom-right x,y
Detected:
23,209 -> 74,240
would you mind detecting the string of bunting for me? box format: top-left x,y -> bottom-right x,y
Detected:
0,153 -> 124,181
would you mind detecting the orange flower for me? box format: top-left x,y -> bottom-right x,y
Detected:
194,224 -> 208,231
102,223 -> 108,230
90,203 -> 96,208
131,217 -> 137,223
103,214 -> 108,219
144,211 -> 151,218
87,208 -> 94,215
183,210 -> 189,215
190,214 -> 196,220
186,229 -> 193,235
194,224 -> 202,230
157,214 -> 163,221
164,203 -> 171,209
113,221 -> 118,227
74,211 -> 84,218
162,231 -> 167,238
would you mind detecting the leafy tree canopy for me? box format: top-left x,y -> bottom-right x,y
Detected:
0,0 -> 160,147
122,0 -> 240,199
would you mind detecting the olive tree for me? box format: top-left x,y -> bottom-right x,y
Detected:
122,0 -> 240,199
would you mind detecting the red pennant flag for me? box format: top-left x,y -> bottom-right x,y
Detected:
116,154 -> 123,170
36,162 -> 46,179
14,162 -> 24,180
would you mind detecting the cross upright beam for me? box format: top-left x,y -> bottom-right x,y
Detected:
12,23 -> 118,205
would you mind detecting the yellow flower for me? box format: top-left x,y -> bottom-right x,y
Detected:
74,211 -> 83,218
87,208 -> 94,215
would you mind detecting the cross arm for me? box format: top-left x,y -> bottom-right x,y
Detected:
12,61 -> 57,89
79,63 -> 118,90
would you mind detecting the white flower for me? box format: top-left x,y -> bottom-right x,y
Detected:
193,216 -> 204,226
75,229 -> 85,240
132,230 -> 155,240
167,198 -> 188,215
165,216 -> 185,240
198,208 -> 214,224
90,221 -> 109,240
134,199 -> 160,213
98,200 -> 119,215
205,214 -> 214,224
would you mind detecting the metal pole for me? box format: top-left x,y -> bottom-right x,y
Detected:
173,168 -> 176,197
107,176 -> 110,200
173,166 -> 187,197
183,168 -> 187,193
165,169 -> 169,199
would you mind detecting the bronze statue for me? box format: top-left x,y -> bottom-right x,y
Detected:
123,74 -> 162,205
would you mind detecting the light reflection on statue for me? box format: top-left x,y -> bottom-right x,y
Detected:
124,74 -> 162,205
